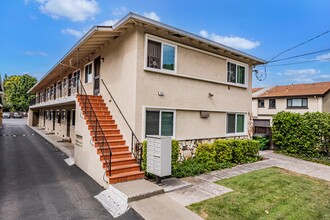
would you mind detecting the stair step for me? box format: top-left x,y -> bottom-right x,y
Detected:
100,151 -> 132,160
94,139 -> 125,147
88,124 -> 117,130
103,158 -> 136,168
108,164 -> 140,175
109,171 -> 145,184
93,134 -> 123,141
91,129 -> 120,136
87,119 -> 115,125
97,145 -> 129,154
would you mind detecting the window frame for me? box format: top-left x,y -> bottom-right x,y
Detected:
258,99 -> 265,108
225,113 -> 247,136
144,108 -> 176,138
269,99 -> 276,109
287,97 -> 308,109
226,61 -> 248,87
144,34 -> 178,74
84,62 -> 93,84
61,110 -> 66,122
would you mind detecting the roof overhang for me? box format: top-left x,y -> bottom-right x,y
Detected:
29,12 -> 266,93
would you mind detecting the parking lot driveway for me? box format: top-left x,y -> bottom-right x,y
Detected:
0,119 -> 142,220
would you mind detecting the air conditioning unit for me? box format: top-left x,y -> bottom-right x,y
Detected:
148,56 -> 160,69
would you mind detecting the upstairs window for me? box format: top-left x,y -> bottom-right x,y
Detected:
85,63 -> 93,83
227,62 -> 246,85
147,39 -> 176,72
287,98 -> 308,108
258,100 -> 265,108
269,99 -> 276,109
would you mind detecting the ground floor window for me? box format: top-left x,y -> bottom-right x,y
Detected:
226,113 -> 246,134
62,110 -> 66,121
56,110 -> 61,123
145,110 -> 175,137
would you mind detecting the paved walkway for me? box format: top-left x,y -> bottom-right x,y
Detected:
166,150 -> 330,207
0,119 -> 142,219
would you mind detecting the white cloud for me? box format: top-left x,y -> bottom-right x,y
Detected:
199,30 -> 209,38
24,51 -> 47,56
199,29 -> 260,50
143,12 -> 160,22
61,28 -> 83,38
278,69 -> 319,77
35,0 -> 99,22
316,52 -> 330,61
318,74 -> 330,79
24,0 -> 31,5
112,6 -> 127,16
292,78 -> 315,84
100,19 -> 119,26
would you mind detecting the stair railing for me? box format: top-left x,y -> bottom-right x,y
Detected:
101,79 -> 143,171
77,79 -> 113,180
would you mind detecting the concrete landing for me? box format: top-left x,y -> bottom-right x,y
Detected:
166,176 -> 233,206
160,177 -> 192,193
130,194 -> 203,220
112,179 -> 164,202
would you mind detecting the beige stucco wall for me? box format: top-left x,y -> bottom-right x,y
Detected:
134,28 -> 252,140
255,96 -> 323,117
74,101 -> 108,188
322,92 -> 330,112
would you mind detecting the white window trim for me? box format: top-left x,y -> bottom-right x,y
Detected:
142,107 -> 176,139
225,112 -> 248,136
84,62 -> 93,84
61,110 -> 66,122
144,34 -> 178,74
226,61 -> 248,88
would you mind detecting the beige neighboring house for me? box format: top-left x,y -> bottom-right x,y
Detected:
27,13 -> 265,187
252,81 -> 330,134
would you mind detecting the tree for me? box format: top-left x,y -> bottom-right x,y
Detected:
3,74 -> 37,112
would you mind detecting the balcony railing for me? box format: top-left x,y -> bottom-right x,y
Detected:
30,77 -> 80,106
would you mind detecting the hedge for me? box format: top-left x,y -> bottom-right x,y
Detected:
272,111 -> 330,157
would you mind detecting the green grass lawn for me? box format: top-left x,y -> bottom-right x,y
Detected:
188,167 -> 330,220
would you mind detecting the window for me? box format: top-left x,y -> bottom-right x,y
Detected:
226,113 -> 245,134
258,100 -> 265,108
46,110 -> 49,119
145,110 -> 175,137
72,110 -> 76,126
269,99 -> 276,109
50,110 -> 53,121
287,98 -> 308,108
85,63 -> 93,83
62,110 -> 66,121
146,38 -> 176,72
227,62 -> 246,85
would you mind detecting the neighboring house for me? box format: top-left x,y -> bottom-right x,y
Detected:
252,82 -> 330,135
27,13 -> 265,187
0,75 -> 3,128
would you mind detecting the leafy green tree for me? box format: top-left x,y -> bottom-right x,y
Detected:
3,74 -> 37,112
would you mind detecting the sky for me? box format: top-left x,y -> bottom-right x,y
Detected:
0,0 -> 329,88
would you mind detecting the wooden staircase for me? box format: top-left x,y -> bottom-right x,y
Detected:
77,94 -> 144,184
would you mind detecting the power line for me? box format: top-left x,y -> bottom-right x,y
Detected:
267,30 -> 330,63
268,48 -> 330,63
266,57 -> 330,67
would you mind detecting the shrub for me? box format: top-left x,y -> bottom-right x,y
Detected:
195,143 -> 217,171
213,140 -> 233,163
231,140 -> 260,164
253,136 -> 270,150
272,111 -> 330,157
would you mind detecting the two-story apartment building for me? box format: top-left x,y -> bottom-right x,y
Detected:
28,13 -> 265,187
252,82 -> 330,134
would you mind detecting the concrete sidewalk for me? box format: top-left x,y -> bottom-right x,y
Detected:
29,126 -> 74,158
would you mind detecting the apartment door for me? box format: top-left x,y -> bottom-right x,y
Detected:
66,110 -> 71,137
93,56 -> 101,95
68,73 -> 72,96
52,110 -> 55,131
43,110 -> 46,127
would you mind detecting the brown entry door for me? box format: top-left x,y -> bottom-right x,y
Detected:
66,110 -> 71,137
93,56 -> 101,95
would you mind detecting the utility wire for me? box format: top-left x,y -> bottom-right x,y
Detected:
267,30 -> 330,63
268,48 -> 330,63
266,57 -> 330,67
